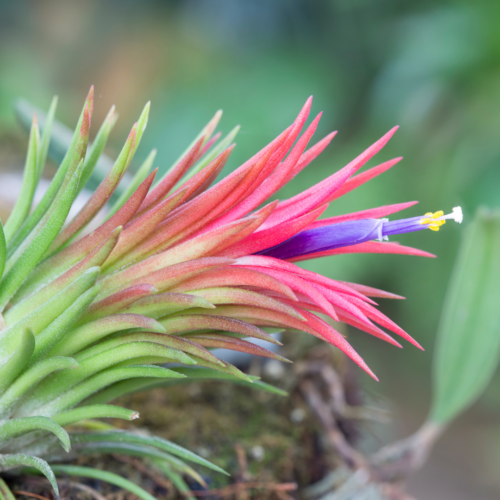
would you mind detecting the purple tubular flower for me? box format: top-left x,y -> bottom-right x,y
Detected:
258,219 -> 383,260
260,208 -> 463,261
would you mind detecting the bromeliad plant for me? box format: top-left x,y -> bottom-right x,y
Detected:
0,88 -> 461,498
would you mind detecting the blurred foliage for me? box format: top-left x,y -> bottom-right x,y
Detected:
431,209 -> 500,424
0,0 -> 499,402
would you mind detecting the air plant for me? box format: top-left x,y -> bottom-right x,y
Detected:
0,88 -> 462,499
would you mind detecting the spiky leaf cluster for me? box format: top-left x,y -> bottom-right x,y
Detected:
0,88 -> 432,498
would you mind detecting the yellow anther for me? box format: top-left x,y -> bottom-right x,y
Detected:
420,210 -> 446,231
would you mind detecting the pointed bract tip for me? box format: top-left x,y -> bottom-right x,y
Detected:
131,412 -> 140,420
204,110 -> 223,134
141,101 -> 151,116
415,341 -> 425,351
309,112 -> 322,127
384,126 -> 399,140
86,86 -> 95,116
302,96 -> 313,112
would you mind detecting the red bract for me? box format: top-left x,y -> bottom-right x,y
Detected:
80,98 -> 431,380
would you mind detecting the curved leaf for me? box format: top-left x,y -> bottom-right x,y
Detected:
31,283 -> 101,363
76,441 -> 205,485
53,405 -> 139,426
36,95 -> 58,185
0,328 -> 35,393
29,365 -> 184,416
50,464 -> 153,500
72,430 -> 228,475
0,357 -> 77,418
0,416 -> 70,452
0,454 -> 59,499
3,116 -> 39,242
84,367 -> 287,406
0,159 -> 84,311
431,209 -> 500,423
23,342 -> 194,412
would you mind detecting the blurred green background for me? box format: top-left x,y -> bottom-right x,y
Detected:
0,0 -> 499,497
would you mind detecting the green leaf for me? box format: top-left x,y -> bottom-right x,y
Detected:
132,102 -> 150,155
83,367 -> 287,406
29,365 -> 184,416
15,96 -> 121,194
3,116 -> 39,243
76,442 -> 205,485
22,342 -> 189,413
72,430 -> 228,475
30,283 -> 101,363
0,159 -> 84,311
7,94 -> 91,257
48,314 -> 165,358
107,149 -> 156,217
0,329 -> 35,394
0,454 -> 59,499
46,113 -> 141,254
78,106 -> 118,194
49,465 -> 154,500
53,404 -> 139,426
0,357 -> 77,418
430,208 -> 500,423
0,221 -> 5,282
185,355 -> 252,382
36,95 -> 58,185
73,337 -> 195,365
152,459 -> 195,500
3,266 -> 99,330
0,416 -> 70,452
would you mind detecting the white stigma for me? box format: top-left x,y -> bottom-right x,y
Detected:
452,206 -> 463,224
438,206 -> 463,224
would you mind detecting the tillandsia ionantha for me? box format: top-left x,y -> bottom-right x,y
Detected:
0,87 -> 462,499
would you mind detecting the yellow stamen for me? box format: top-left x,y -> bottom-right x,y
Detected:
420,210 -> 446,231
